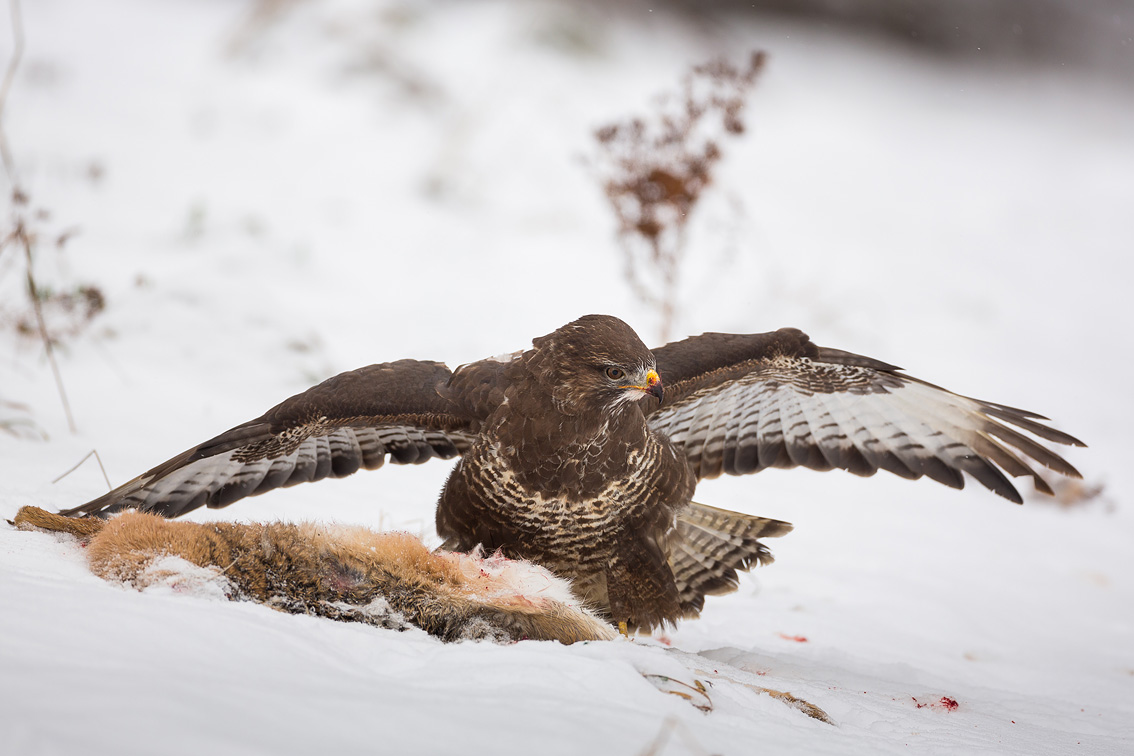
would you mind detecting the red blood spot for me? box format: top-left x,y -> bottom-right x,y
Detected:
912,696 -> 959,711
777,633 -> 808,643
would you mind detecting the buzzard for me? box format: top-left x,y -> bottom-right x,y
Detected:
61,315 -> 1084,630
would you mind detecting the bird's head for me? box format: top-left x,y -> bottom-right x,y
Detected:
530,315 -> 663,415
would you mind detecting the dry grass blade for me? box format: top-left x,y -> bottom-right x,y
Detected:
641,673 -> 714,713
52,448 -> 113,490
0,0 -> 24,182
748,684 -> 836,725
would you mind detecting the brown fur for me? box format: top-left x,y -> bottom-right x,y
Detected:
13,506 -> 614,644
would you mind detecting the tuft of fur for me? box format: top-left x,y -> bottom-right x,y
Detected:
13,506 -> 615,644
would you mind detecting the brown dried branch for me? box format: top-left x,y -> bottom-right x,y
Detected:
52,448 -> 113,491
4,221 -> 78,432
0,0 -> 98,435
594,51 -> 765,342
12,282 -> 105,341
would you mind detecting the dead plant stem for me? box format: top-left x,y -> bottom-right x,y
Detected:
19,222 -> 77,432
52,448 -> 112,490
0,0 -> 24,184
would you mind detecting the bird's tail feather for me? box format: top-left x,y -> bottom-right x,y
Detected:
670,501 -> 792,617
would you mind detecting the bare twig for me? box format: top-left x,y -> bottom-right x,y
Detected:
0,0 -> 83,434
640,673 -> 713,712
594,51 -> 765,343
0,0 -> 25,185
745,684 -> 835,724
52,448 -> 113,490
13,221 -> 77,432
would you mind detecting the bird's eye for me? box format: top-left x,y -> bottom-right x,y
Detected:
604,367 -> 625,381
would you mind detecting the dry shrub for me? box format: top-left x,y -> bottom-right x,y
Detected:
0,205 -> 98,433
594,51 -> 765,342
1,196 -> 104,346
10,282 -> 105,343
1,0 -> 101,433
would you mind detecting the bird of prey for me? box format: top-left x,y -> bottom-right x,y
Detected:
62,315 -> 1084,631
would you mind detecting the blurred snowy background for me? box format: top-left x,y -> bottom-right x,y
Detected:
2,1 -> 1132,754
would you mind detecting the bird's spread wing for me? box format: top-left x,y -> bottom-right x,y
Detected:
647,329 -> 1085,503
62,360 -> 480,518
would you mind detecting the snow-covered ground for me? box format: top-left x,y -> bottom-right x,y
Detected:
3,1 -> 1133,753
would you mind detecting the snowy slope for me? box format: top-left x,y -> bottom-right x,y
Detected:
2,1 -> 1133,754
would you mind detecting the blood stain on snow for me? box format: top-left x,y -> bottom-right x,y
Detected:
777,633 -> 808,643
912,696 -> 959,711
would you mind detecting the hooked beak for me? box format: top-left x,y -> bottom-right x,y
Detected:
637,369 -> 663,403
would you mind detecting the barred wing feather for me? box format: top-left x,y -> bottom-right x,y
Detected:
670,502 -> 793,616
648,349 -> 1084,504
61,360 -> 479,518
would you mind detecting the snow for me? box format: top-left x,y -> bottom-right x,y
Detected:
3,0 -> 1133,753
